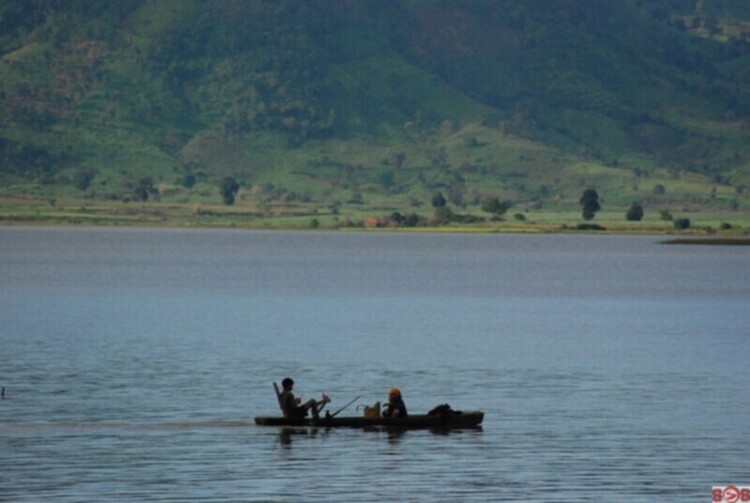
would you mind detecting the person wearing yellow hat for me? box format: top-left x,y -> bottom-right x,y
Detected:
382,387 -> 408,418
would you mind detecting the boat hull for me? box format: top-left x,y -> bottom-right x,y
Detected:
254,411 -> 484,429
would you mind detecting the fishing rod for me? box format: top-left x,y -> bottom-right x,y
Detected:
328,395 -> 361,418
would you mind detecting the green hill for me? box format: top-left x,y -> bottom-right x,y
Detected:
1,0 -> 749,229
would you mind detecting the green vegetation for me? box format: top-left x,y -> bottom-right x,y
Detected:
218,176 -> 239,206
580,189 -> 602,221
1,0 -> 750,233
626,202 -> 645,222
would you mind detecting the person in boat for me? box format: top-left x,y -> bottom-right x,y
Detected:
280,377 -> 330,418
382,387 -> 408,418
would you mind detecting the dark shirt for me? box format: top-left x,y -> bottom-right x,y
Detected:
383,397 -> 407,417
280,390 -> 307,418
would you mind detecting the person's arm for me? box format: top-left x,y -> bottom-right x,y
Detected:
397,399 -> 407,417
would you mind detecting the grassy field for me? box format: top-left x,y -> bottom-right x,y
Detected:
3,119 -> 748,235
3,190 -> 749,237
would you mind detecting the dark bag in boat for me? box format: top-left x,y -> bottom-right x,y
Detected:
428,403 -> 462,418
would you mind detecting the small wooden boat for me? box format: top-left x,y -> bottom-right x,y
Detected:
258,383 -> 483,429
254,411 -> 484,429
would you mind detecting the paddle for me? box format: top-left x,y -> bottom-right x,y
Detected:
328,395 -> 361,418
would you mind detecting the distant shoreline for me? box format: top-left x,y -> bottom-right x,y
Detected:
3,220 -> 750,241
662,238 -> 750,245
2,198 -> 750,237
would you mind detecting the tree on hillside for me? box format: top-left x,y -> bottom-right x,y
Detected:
626,202 -> 644,221
182,173 -> 197,189
481,197 -> 510,217
73,168 -> 96,191
134,176 -> 157,202
219,176 -> 240,205
393,152 -> 406,170
579,189 -> 601,220
431,192 -> 447,208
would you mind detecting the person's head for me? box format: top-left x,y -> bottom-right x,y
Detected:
388,387 -> 401,402
282,377 -> 294,390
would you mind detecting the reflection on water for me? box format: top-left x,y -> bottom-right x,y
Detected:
278,426 -> 322,447
2,227 -> 750,501
276,423 -> 476,448
5,420 -> 259,432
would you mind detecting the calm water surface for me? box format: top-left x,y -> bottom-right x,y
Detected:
1,227 -> 749,502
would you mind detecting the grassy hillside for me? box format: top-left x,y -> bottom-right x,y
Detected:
1,0 -> 750,231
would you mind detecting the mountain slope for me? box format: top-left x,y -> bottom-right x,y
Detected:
1,0 -> 749,217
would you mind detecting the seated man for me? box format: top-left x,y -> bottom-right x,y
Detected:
279,377 -> 330,418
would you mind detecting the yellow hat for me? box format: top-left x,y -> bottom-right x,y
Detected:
389,387 -> 401,399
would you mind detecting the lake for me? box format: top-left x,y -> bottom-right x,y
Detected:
1,226 -> 749,502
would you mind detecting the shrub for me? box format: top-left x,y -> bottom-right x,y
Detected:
481,197 -> 510,216
673,218 -> 691,230
451,214 -> 485,224
134,176 -> 157,201
626,202 -> 644,221
576,223 -> 606,231
182,173 -> 197,189
73,169 -> 96,191
402,212 -> 422,227
431,206 -> 453,225
579,188 -> 601,220
219,176 -> 239,205
431,192 -> 447,208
